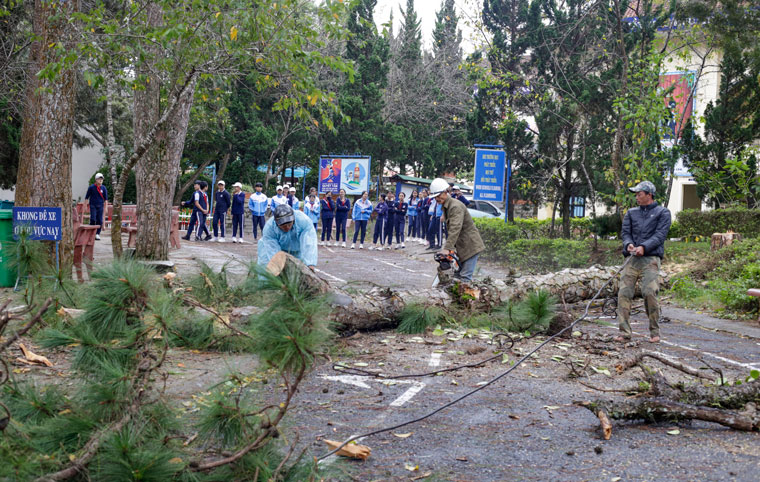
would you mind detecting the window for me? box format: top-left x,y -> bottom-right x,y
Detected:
570,196 -> 585,218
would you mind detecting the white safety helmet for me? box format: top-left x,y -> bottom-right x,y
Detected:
429,178 -> 450,196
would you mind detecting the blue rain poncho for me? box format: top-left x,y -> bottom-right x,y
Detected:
257,210 -> 318,267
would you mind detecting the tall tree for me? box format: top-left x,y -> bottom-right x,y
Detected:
326,0 -> 389,177
16,0 -> 80,266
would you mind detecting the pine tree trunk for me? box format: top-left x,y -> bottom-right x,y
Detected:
132,4 -> 197,260
134,79 -> 196,260
16,0 -> 79,268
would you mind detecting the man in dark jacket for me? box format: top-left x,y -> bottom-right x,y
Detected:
430,178 -> 485,282
616,181 -> 671,343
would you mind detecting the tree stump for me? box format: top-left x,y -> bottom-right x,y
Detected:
711,232 -> 742,251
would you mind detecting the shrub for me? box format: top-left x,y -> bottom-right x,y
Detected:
591,213 -> 622,238
677,208 -> 760,238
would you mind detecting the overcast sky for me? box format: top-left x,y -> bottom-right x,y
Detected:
373,0 -> 484,53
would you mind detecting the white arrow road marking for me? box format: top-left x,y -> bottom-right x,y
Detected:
320,374 -> 426,407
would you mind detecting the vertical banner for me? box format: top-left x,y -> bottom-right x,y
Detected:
659,72 -> 694,145
473,148 -> 506,202
318,156 -> 370,196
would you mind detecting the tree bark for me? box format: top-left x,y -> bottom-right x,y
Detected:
133,3 -> 197,261
16,0 -> 80,268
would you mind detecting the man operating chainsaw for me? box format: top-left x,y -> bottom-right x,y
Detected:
429,178 -> 485,282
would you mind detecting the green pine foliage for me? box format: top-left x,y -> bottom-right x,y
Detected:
197,389 -> 260,448
92,425 -> 181,482
247,266 -> 334,373
495,290 -> 557,334
397,303 -> 445,334
187,262 -> 233,306
8,226 -> 49,278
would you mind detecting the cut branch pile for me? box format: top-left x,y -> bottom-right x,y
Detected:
577,349 -> 760,438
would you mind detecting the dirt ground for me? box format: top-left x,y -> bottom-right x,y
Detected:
4,232 -> 760,481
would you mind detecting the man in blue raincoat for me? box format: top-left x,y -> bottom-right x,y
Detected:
257,204 -> 318,269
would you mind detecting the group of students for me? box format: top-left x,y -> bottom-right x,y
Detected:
183,179 -> 473,251
183,179 -> 246,242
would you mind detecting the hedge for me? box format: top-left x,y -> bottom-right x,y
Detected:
676,208 -> 760,238
473,217 -> 592,244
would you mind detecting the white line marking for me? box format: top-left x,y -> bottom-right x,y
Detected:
390,382 -> 426,407
326,247 -> 335,253
429,352 -> 442,367
659,340 -> 760,371
373,257 -> 433,277
599,322 -> 760,371
321,374 -> 372,389
314,268 -> 346,284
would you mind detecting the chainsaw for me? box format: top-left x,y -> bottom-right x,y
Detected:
431,251 -> 459,287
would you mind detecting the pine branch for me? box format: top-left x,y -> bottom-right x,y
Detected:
0,298 -> 52,351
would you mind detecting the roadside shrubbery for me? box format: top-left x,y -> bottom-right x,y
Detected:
676,208 -> 760,238
670,238 -> 760,314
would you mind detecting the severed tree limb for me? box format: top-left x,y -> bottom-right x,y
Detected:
616,350 -> 716,382
578,397 -> 759,432
0,298 -> 53,351
183,296 -> 253,339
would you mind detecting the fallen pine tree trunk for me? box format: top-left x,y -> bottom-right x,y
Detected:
265,253 -> 667,332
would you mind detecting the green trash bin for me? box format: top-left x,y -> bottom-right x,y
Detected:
0,209 -> 17,287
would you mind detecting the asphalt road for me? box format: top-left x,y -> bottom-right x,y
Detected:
89,233 -> 760,481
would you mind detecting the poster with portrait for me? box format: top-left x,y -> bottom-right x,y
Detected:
659,72 -> 694,145
318,156 -> 370,196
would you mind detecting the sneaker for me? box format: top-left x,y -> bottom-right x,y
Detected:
182,235 -> 191,240
333,241 -> 339,247
238,237 -> 244,243
204,235 -> 213,241
351,244 -> 355,249
232,238 -> 237,243
319,241 -> 324,246
368,246 -> 374,250
194,236 -> 202,241
401,243 -> 405,248
359,244 -> 364,249
342,242 -> 346,248
95,234 -> 101,240
378,246 -> 384,251
218,238 -> 225,243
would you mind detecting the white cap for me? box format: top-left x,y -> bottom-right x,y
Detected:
453,184 -> 461,190
233,182 -> 243,188
276,185 -> 283,191
217,180 -> 225,185
95,172 -> 104,179
289,187 -> 296,192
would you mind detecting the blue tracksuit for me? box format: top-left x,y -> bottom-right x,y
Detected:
248,192 -> 269,239
231,191 -> 246,238
213,189 -> 231,238
257,210 -> 318,267
320,198 -> 336,242
352,199 -> 373,244
385,200 -> 397,245
335,197 -> 351,242
394,201 -> 408,243
85,183 -> 108,234
407,198 -> 418,237
196,191 -> 210,239
373,201 -> 388,245
419,197 -> 431,243
427,200 -> 442,247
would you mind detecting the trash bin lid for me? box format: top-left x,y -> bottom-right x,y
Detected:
0,209 -> 12,219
